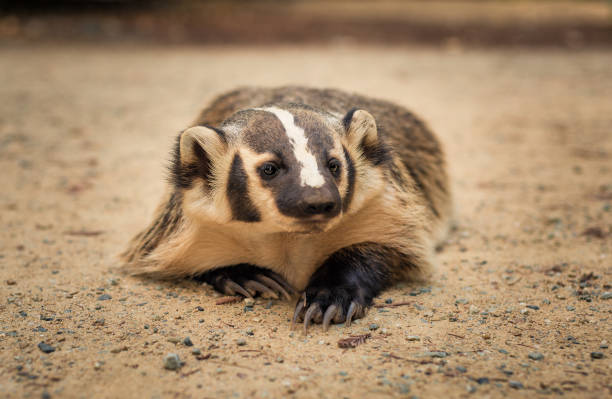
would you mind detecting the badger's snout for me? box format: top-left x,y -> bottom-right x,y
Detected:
298,187 -> 340,218
278,185 -> 341,220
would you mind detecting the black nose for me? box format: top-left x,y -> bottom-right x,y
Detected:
304,201 -> 337,216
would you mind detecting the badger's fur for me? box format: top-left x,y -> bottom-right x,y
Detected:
122,86 -> 451,331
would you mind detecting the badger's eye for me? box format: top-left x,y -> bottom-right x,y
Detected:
328,158 -> 341,177
260,162 -> 280,179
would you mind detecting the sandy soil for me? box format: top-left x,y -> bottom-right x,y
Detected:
0,44 -> 611,399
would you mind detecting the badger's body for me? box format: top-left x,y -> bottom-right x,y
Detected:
122,86 -> 451,330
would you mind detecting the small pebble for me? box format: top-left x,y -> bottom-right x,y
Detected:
600,292 -> 612,300
163,353 -> 182,370
183,337 -> 193,346
196,306 -> 204,311
37,342 -> 55,354
385,298 -> 393,304
276,357 -> 284,363
600,340 -> 608,349
97,294 -> 112,301
469,305 -> 479,314
191,348 -> 201,355
369,324 -> 379,331
509,381 -> 524,389
526,305 -> 539,310
528,352 -> 544,361
244,298 -> 255,307
476,377 -> 489,385
406,335 -> 420,341
566,305 -> 575,311
339,371 -> 348,376
456,366 -> 467,373
590,352 -> 604,359
236,339 -> 247,346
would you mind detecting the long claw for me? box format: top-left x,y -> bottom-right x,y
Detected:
291,299 -> 305,329
322,305 -> 339,331
255,274 -> 290,300
345,302 -> 358,327
225,280 -> 252,298
244,280 -> 278,299
303,303 -> 321,334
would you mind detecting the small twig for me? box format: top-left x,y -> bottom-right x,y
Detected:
507,276 -> 522,286
564,370 -> 588,376
338,333 -> 371,348
373,301 -> 412,308
180,368 -> 201,377
63,230 -> 104,237
448,333 -> 465,339
215,296 -> 241,305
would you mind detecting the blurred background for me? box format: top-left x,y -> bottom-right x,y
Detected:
1,0 -> 611,47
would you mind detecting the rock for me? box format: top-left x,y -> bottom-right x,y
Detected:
509,381 -> 524,389
590,352 -> 604,359
406,335 -> 420,341
183,337 -> 193,346
244,298 -> 255,307
476,377 -> 489,385
236,339 -> 247,346
191,348 -> 201,355
526,305 -> 539,310
456,366 -> 467,373
469,305 -> 479,314
38,342 -> 55,353
163,353 -> 182,370
600,292 -> 612,300
369,324 -> 379,331
196,306 -> 204,311
528,352 -> 544,361
97,294 -> 112,301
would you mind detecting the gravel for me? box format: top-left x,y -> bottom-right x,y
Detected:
38,342 -> 55,353
163,353 -> 182,370
528,352 -> 544,361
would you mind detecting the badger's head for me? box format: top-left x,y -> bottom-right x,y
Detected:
174,104 -> 388,234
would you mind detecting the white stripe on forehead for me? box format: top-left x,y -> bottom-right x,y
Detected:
254,106 -> 325,188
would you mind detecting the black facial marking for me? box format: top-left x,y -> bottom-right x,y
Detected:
342,146 -> 355,213
227,153 -> 261,222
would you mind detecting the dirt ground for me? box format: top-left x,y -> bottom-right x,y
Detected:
0,44 -> 611,398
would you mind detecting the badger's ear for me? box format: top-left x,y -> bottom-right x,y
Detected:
342,109 -> 389,165
173,126 -> 227,189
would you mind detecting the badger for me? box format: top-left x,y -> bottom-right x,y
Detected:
121,86 -> 451,331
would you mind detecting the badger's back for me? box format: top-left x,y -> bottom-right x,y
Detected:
195,86 -> 451,230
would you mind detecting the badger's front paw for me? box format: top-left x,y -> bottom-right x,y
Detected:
292,286 -> 369,332
199,265 -> 296,300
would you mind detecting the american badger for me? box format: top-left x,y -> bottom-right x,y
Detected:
122,86 -> 451,331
